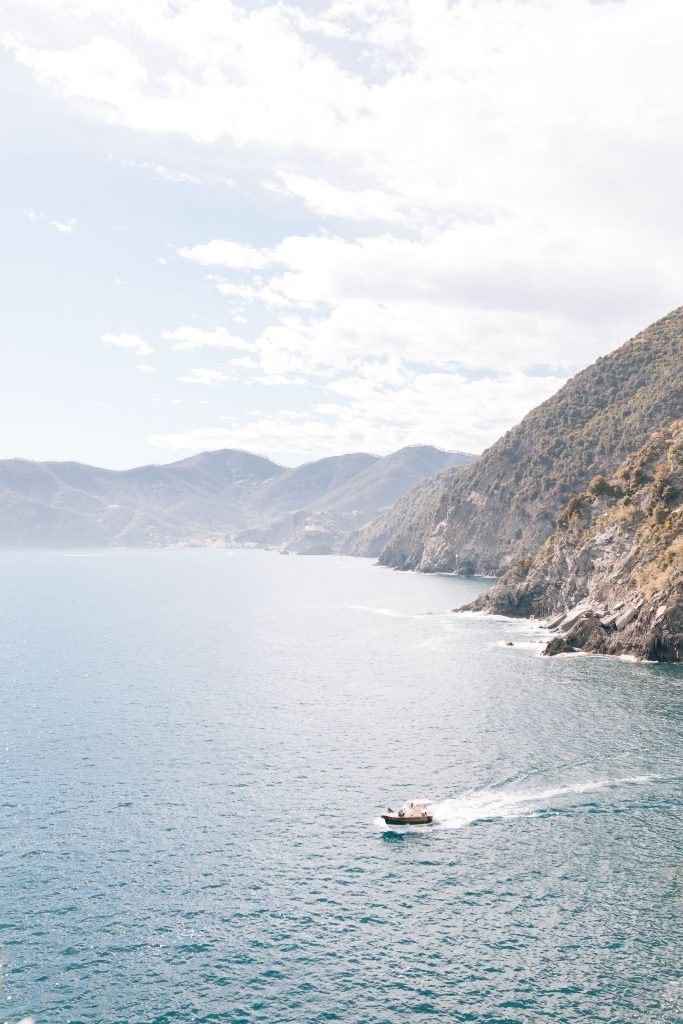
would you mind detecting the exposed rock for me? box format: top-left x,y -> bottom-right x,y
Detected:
564,612 -> 606,650
464,421 -> 683,662
615,606 -> 638,631
562,606 -> 596,631
543,636 -> 577,656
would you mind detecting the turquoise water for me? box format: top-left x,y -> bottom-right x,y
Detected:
1,549 -> 682,1024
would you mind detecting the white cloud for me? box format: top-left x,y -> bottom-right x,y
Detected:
51,218 -> 76,233
26,207 -> 76,233
318,368 -> 567,454
177,367 -> 233,385
151,164 -> 206,184
122,158 -> 234,186
137,363 -> 155,373
178,240 -> 274,270
6,33 -> 147,111
148,367 -> 565,461
102,332 -> 154,356
266,172 -> 409,224
1,5 -> 366,146
213,280 -> 276,303
11,3 -> 683,358
162,325 -> 251,351
180,224 -> 673,377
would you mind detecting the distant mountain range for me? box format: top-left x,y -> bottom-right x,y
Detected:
0,445 -> 474,551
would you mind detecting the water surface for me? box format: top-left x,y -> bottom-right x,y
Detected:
1,550 -> 681,1023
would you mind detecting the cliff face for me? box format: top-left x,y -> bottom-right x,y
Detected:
379,307 -> 683,575
466,422 -> 683,662
342,465 -> 465,557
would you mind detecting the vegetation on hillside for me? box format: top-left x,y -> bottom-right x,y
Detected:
343,465 -> 464,557
380,306 -> 683,575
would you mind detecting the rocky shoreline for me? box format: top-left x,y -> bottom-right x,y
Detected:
461,422 -> 683,663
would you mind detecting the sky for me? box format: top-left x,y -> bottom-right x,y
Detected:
2,0 -> 682,469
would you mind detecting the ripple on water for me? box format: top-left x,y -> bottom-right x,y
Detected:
0,550 -> 681,1024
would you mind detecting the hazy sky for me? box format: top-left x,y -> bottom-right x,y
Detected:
2,0 -> 682,468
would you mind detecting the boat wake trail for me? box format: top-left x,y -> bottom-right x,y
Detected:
432,775 -> 659,829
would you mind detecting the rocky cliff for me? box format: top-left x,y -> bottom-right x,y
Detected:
465,422 -> 683,662
379,307 -> 683,576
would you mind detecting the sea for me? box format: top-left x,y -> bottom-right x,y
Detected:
1,549 -> 681,1024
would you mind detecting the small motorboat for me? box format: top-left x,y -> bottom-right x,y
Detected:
381,800 -> 433,826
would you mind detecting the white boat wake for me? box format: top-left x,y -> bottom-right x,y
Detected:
430,775 -> 659,829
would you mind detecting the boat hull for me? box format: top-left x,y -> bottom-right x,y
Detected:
381,815 -> 433,825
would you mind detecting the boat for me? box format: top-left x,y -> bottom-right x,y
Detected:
381,800 -> 433,826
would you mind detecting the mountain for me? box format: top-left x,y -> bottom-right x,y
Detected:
247,453 -> 379,520
238,446 -> 474,553
0,444 -> 474,550
315,445 -> 473,515
464,421 -> 683,662
379,307 -> 683,575
0,449 -> 283,548
343,464 -> 465,557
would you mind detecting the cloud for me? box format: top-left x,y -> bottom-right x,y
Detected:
162,325 -> 251,351
26,208 -> 76,233
50,218 -> 76,233
317,368 -> 567,454
177,367 -> 233,385
178,240 -> 274,270
1,6 -> 365,146
122,159 -> 234,186
10,3 -> 683,357
6,34 -> 148,114
265,172 -> 409,224
102,332 -> 154,356
137,363 -> 155,373
179,225 -> 673,377
148,366 -> 565,461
